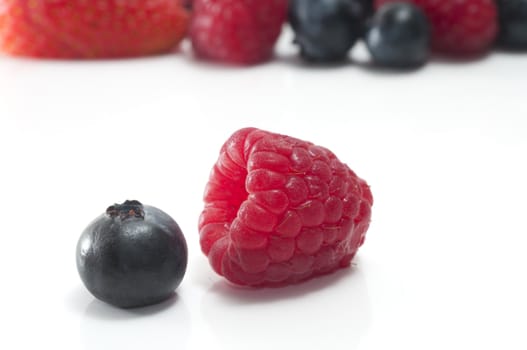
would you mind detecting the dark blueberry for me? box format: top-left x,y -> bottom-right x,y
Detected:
289,0 -> 369,62
366,3 -> 430,68
360,0 -> 375,20
76,200 -> 188,308
497,0 -> 527,49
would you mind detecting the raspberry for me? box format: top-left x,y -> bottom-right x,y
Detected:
374,0 -> 498,55
199,128 -> 373,287
190,0 -> 288,64
0,0 -> 189,59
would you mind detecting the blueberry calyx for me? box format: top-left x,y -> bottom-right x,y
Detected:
106,200 -> 145,220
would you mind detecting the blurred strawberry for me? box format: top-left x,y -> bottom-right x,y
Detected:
0,0 -> 190,58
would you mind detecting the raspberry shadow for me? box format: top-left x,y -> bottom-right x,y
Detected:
201,263 -> 371,350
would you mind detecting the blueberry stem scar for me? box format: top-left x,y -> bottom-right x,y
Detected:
106,200 -> 145,220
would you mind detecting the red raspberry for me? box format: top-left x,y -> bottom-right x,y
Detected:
0,0 -> 189,59
199,128 -> 373,287
374,0 -> 498,55
189,0 -> 288,64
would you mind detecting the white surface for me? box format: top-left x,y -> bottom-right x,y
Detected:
1,30 -> 526,350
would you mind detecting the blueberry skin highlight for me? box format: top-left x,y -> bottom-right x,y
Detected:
76,200 -> 188,308
366,3 -> 430,68
289,0 -> 369,62
497,0 -> 527,49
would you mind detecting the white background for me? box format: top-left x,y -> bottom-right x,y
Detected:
1,29 -> 526,349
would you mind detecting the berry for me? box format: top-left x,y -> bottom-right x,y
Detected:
76,200 -> 188,308
199,128 -> 373,287
366,3 -> 430,68
0,0 -> 189,58
497,0 -> 527,49
190,0 -> 288,64
362,0 -> 376,19
374,0 -> 498,55
289,0 -> 369,62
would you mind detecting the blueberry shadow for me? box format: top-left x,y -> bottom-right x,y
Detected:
207,263 -> 361,305
493,46 -> 527,55
274,51 -> 354,70
275,47 -> 430,75
79,291 -> 191,350
64,285 -> 94,315
83,292 -> 178,321
353,58 -> 428,76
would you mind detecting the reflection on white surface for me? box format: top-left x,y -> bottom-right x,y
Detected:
79,293 -> 191,350
201,265 -> 371,350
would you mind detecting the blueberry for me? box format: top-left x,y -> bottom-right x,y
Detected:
497,0 -> 527,49
366,3 -> 430,68
76,200 -> 188,308
289,0 -> 370,62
